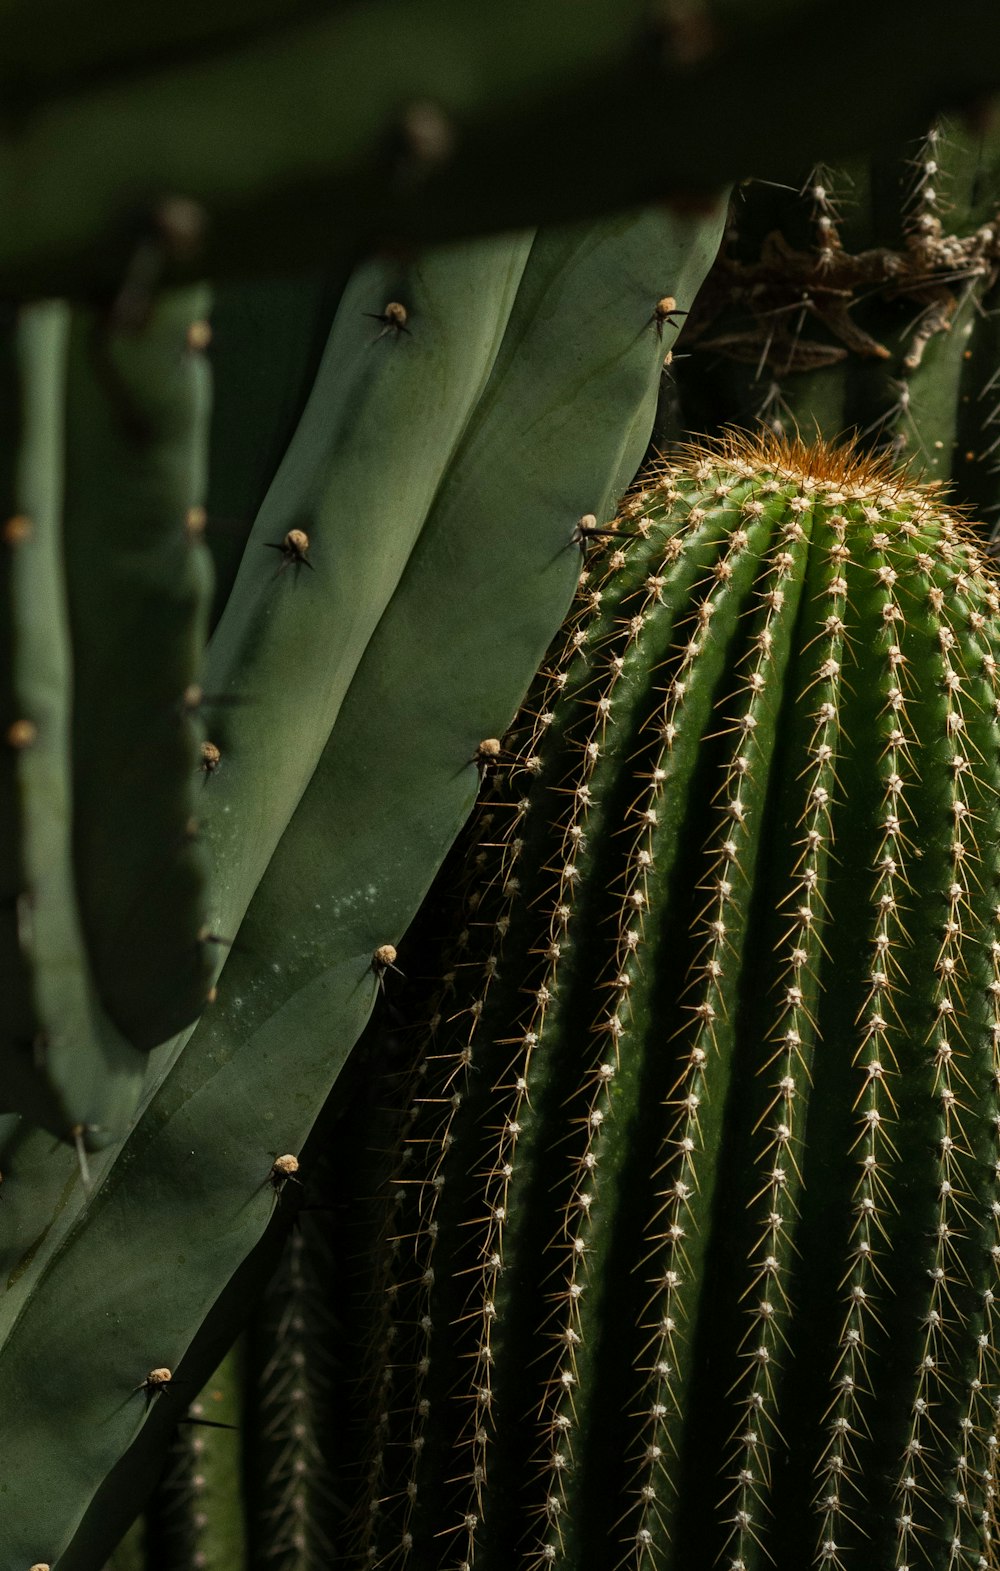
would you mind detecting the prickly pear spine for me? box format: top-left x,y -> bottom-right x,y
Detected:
362,433 -> 1000,1571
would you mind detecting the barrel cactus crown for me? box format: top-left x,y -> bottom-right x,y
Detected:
359,432 -> 1000,1571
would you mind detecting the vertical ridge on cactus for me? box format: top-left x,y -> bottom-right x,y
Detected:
360,431 -> 1000,1571
0,303 -> 147,1140
243,1226 -> 338,1569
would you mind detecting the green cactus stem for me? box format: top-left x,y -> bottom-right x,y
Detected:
142,1344 -> 246,1571
198,232 -> 533,961
62,287 -> 216,1050
203,271 -> 345,627
0,0 -> 321,111
243,1224 -> 340,1570
0,205 -> 721,1571
360,430 -> 1000,1571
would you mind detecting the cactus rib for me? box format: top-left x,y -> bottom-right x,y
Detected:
204,271 -> 344,627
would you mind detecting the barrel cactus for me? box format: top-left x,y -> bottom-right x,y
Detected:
342,430 -> 1000,1571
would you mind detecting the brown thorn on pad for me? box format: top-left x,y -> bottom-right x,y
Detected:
2,513 -> 31,545
6,719 -> 37,750
571,513 -> 633,551
371,944 -> 405,993
269,1153 -> 301,1194
186,320 -> 212,352
650,295 -> 689,340
398,100 -> 455,174
109,197 -> 207,334
199,741 -> 221,775
181,685 -> 246,715
474,737 -> 506,781
264,528 -> 313,573
364,301 -> 411,342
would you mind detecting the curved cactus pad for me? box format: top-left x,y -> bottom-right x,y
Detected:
62,288 -> 216,1050
362,432 -> 1000,1571
0,305 -> 145,1140
0,210 -> 718,1571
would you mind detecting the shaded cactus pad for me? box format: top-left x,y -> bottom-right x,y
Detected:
362,433 -> 1000,1571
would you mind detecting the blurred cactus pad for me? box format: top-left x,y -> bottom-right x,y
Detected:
346,432 -> 1000,1571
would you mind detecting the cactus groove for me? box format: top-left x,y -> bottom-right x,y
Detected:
362,432 -> 1000,1571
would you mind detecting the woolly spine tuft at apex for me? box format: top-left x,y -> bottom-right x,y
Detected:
356,429 -> 1000,1571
